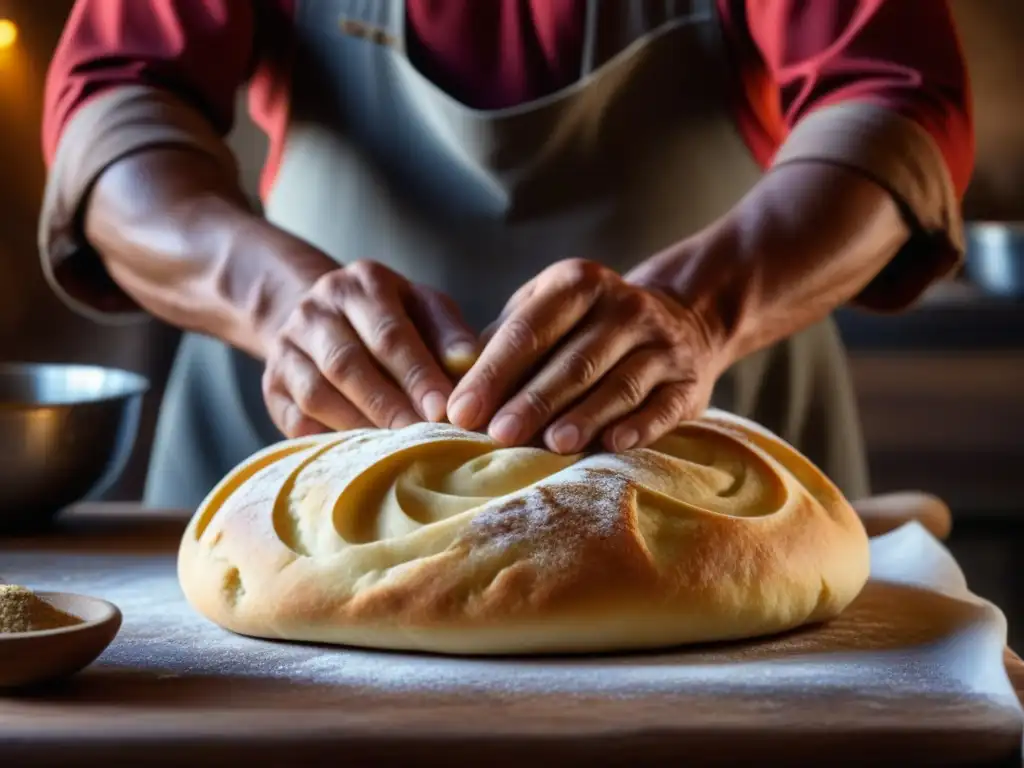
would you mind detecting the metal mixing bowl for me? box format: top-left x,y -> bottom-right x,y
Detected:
0,363 -> 149,532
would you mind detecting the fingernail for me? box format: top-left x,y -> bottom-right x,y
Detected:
489,413 -> 523,444
446,341 -> 477,361
548,423 -> 580,453
421,390 -> 448,422
448,391 -> 482,427
613,427 -> 639,452
444,343 -> 478,377
391,411 -> 419,429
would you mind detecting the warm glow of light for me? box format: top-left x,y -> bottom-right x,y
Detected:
0,19 -> 17,50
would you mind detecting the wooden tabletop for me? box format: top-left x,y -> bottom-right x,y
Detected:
0,502 -> 1021,767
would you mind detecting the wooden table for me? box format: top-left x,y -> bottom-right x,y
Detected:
1,503 -> 1022,767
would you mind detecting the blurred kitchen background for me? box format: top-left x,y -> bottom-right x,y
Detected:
0,2 -> 1021,639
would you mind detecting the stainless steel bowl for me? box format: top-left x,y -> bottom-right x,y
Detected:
0,363 -> 148,532
964,222 -> 1024,299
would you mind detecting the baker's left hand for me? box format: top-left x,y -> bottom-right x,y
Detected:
446,259 -> 726,453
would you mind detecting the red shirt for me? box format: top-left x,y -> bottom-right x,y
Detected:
44,0 -> 972,202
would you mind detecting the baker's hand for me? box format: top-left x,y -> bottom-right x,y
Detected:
263,261 -> 478,438
446,259 -> 726,453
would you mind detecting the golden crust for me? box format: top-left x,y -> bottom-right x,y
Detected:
177,410 -> 869,654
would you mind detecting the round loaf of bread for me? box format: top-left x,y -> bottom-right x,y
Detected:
178,409 -> 869,655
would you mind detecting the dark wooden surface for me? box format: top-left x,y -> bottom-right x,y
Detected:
0,503 -> 1021,767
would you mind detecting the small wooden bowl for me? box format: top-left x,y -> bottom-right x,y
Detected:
0,592 -> 122,689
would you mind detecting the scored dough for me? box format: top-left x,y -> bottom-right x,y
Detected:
178,409 -> 869,655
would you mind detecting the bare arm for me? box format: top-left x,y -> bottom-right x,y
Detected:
626,162 -> 911,369
449,0 -> 971,453
83,148 -> 334,360
43,0 -> 476,432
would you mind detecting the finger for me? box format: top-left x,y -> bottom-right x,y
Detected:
601,379 -> 705,452
408,285 -> 479,378
343,287 -> 460,423
291,305 -> 420,429
504,278 -> 537,311
543,349 -> 670,453
264,391 -> 332,438
449,272 -> 601,431
264,343 -> 370,434
487,316 -> 643,449
478,280 -> 538,349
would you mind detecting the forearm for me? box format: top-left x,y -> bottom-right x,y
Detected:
84,148 -> 335,358
627,161 -> 910,369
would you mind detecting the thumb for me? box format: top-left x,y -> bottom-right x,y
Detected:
409,285 -> 479,378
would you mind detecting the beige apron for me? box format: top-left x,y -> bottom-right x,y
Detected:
146,0 -> 869,508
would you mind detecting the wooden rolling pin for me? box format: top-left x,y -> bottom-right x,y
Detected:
852,491 -> 953,540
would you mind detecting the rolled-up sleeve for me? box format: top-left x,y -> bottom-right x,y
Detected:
725,0 -> 974,311
40,0 -> 256,321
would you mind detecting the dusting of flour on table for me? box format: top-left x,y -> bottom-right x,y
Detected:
1,523 -> 1016,712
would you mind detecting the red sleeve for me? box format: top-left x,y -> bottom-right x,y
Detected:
43,0 -> 257,165
721,0 -> 973,198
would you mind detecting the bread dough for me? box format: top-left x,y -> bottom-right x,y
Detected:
178,409 -> 869,655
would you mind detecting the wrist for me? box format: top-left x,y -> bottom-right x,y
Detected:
197,203 -> 336,359
628,225 -> 754,373
630,163 -> 911,367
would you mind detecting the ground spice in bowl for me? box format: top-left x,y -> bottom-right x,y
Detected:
0,585 -> 82,633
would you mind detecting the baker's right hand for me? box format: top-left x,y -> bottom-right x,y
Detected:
262,261 -> 478,438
